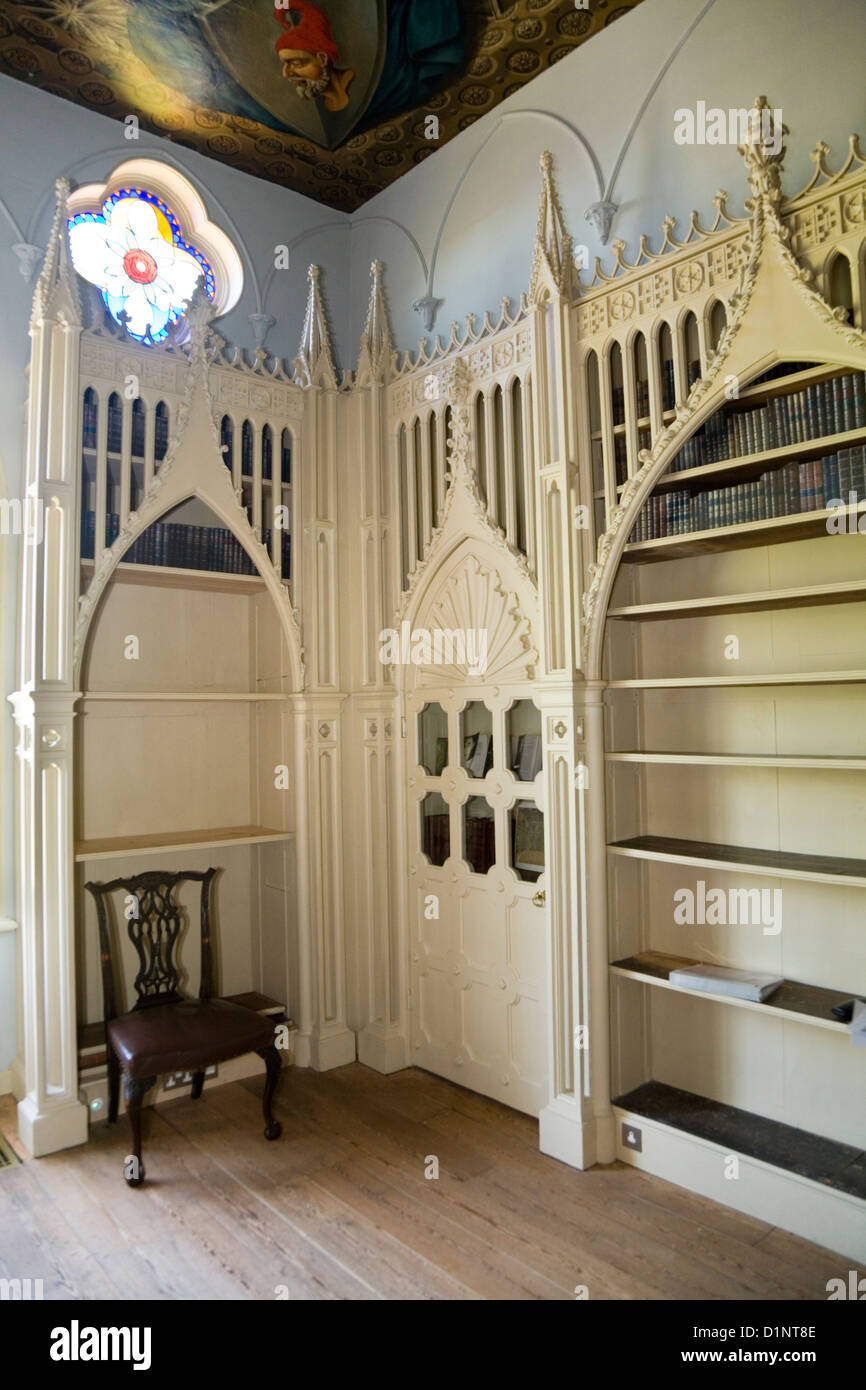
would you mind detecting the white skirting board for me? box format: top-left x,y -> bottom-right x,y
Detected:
79,1050 -> 291,1123
614,1103 -> 866,1267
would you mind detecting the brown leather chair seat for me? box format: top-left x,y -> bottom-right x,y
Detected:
108,998 -> 276,1080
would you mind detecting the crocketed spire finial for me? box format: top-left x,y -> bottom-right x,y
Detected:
529,151 -> 573,302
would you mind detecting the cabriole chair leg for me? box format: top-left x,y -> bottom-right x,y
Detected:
256,1044 -> 283,1141
123,1075 -> 155,1186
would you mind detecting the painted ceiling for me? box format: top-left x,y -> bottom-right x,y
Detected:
0,0 -> 644,212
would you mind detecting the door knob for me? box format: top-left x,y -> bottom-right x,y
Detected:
532,889 -> 546,908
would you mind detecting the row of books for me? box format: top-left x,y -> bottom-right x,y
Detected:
221,431 -> 292,483
629,446 -> 866,541
611,379 -> 657,426
671,371 -> 866,472
82,397 -> 169,460
80,427 -> 291,483
82,398 -> 294,484
662,359 -> 676,412
750,360 -> 805,387
610,359 -> 699,426
663,358 -> 700,409
80,511 -> 291,576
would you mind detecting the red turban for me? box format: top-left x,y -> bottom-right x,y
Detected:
274,2 -> 339,63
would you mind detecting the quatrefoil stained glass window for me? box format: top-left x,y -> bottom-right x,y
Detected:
68,189 -> 215,343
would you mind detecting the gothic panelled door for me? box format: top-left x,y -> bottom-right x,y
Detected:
407,691 -> 549,1116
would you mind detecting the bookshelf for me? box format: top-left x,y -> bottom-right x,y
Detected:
607,577 -> 866,620
646,425 -> 866,494
614,1082 -> 866,1200
80,559 -> 267,594
75,825 -> 292,862
608,835 -> 866,886
75,514 -> 298,1045
610,954 -> 852,1035
606,668 -> 866,686
623,504 -> 866,561
78,691 -> 288,702
628,365 -> 866,541
603,352 -> 866,1243
607,751 -> 866,769
80,389 -> 292,585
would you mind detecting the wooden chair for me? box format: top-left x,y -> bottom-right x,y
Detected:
84,867 -> 282,1186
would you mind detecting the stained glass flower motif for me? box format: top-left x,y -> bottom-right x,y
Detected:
68,189 -> 215,343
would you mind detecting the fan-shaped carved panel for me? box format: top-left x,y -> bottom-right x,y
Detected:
413,554 -> 537,687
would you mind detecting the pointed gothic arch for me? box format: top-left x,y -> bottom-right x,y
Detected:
75,486 -> 302,690
582,153 -> 866,683
73,295 -> 305,691
396,355 -> 539,670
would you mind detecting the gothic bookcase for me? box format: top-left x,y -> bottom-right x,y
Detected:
10,166 -> 357,1159
580,104 -> 866,1258
11,157 -> 573,1167
10,101 -> 866,1261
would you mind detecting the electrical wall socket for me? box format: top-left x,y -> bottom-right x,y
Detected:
621,1121 -> 642,1152
163,1064 -> 218,1091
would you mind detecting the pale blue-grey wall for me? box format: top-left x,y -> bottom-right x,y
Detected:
350,0 -> 866,354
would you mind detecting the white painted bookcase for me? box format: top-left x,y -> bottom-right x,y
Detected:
10,99 -> 866,1259
579,105 -> 866,1258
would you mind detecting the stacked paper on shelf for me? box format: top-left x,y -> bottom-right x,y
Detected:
669,964 -> 783,1002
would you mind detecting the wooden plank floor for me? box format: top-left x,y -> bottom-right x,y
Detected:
0,1064 -> 849,1300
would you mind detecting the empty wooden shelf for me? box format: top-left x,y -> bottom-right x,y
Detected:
606,751 -> 866,769
607,669 -> 866,688
607,579 -> 866,621
615,1081 -> 866,1200
608,835 -> 866,885
80,558 -> 269,593
75,826 -> 293,862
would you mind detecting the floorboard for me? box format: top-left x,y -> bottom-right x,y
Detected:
0,1067 -> 850,1301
